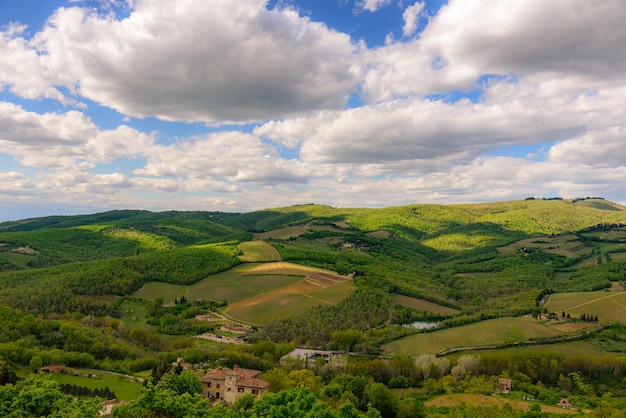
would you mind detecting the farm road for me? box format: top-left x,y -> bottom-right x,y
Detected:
566,291 -> 625,311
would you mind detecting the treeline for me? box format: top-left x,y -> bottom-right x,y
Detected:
58,383 -> 116,400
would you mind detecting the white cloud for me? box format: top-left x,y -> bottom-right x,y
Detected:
138,131 -> 307,185
402,2 -> 424,37
361,0 -> 626,101
256,95 -> 587,170
355,0 -> 393,13
26,0 -> 357,122
0,102 -> 154,168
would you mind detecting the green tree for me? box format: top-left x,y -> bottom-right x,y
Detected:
365,383 -> 397,418
158,370 -> 202,395
28,356 -> 42,373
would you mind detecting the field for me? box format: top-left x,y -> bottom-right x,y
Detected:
545,290 -> 626,323
132,263 -> 314,303
224,273 -> 353,325
253,226 -> 307,240
119,299 -> 156,331
132,262 -> 351,323
237,241 -> 281,262
425,394 -> 578,415
0,251 -> 35,267
392,294 -> 459,315
497,235 -> 591,258
383,317 -> 565,357
47,371 -> 143,401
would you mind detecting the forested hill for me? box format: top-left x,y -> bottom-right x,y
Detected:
0,197 -> 625,320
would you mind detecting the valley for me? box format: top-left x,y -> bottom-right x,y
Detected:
1,198 -> 626,416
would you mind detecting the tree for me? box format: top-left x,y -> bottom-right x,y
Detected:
158,370 -> 202,396
3,375 -> 101,417
0,359 -> 18,386
28,356 -> 42,373
366,383 -> 397,418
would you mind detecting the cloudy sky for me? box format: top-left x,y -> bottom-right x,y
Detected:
1,0 -> 625,221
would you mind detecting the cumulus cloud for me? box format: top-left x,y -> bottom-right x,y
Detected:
138,131 -> 307,185
361,0 -> 626,101
25,0 -> 357,122
0,102 -> 154,168
2,0 -> 626,219
256,95 -> 587,170
402,2 -> 424,37
355,0 -> 393,13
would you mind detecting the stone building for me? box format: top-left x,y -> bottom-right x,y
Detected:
200,366 -> 269,403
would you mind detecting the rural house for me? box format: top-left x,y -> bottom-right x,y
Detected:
200,366 -> 269,403
497,378 -> 513,394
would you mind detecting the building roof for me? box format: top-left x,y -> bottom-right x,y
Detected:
200,366 -> 262,383
237,377 -> 270,389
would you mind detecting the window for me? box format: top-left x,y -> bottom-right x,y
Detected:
238,388 -> 244,393
216,384 -> 220,388
252,389 -> 258,395
207,382 -> 211,387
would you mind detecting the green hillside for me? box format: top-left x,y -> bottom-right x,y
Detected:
2,198 -> 626,416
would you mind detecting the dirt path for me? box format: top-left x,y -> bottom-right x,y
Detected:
566,291 -> 624,310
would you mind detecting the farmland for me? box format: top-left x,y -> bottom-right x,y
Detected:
2,199 -> 626,416
392,294 -> 459,315
224,272 -> 353,325
237,240 -> 281,262
545,290 -> 626,323
383,317 -> 566,357
132,262 -> 328,304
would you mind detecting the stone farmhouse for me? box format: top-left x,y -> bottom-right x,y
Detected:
200,366 -> 269,403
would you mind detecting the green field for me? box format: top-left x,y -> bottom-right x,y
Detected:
225,274 -> 353,325
47,371 -> 143,401
392,294 -> 459,315
497,235 -> 591,258
132,262 -> 340,305
253,226 -> 307,240
545,291 -> 626,322
237,241 -> 281,262
119,299 -> 156,331
383,317 -> 565,356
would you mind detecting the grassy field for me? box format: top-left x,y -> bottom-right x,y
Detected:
425,394 -> 578,415
383,317 -> 565,356
237,241 -> 281,262
47,371 -> 143,401
132,262 -> 342,307
545,291 -> 626,322
497,235 -> 591,258
119,299 -> 157,331
253,226 -> 307,240
392,294 -> 460,315
242,261 -> 336,276
225,274 -> 353,325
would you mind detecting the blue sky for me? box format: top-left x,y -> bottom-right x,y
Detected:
1,0 -> 626,221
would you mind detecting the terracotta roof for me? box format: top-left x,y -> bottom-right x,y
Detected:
237,377 -> 270,389
200,366 -> 262,382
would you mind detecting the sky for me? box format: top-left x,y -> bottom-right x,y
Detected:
1,0 -> 626,221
